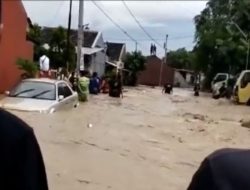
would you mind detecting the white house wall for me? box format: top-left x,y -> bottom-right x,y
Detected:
88,52 -> 105,77
88,32 -> 105,76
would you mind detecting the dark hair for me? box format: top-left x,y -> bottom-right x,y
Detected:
80,70 -> 89,77
93,72 -> 98,77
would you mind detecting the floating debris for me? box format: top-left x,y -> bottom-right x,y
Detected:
241,120 -> 250,128
87,123 -> 93,128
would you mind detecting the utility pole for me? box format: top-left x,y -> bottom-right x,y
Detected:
76,0 -> 84,75
135,41 -> 138,52
165,34 -> 168,64
66,0 -> 73,73
159,34 -> 168,86
247,38 -> 250,70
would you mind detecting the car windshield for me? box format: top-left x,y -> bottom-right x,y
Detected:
214,74 -> 227,82
242,72 -> 250,83
9,81 -> 56,100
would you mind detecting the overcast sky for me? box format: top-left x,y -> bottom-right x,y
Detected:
23,1 -> 207,57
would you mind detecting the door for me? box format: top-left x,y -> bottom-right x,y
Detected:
212,74 -> 225,90
238,72 -> 250,103
57,82 -> 74,110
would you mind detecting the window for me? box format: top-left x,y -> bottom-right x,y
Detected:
214,74 -> 227,83
57,83 -> 72,98
64,85 -> 73,97
240,72 -> 250,88
242,73 -> 250,84
9,81 -> 56,100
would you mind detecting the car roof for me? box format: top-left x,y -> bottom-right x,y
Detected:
23,78 -> 65,84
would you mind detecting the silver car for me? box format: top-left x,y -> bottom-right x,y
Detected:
0,78 -> 79,113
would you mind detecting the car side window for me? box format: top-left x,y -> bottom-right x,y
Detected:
58,83 -> 72,98
58,83 -> 65,96
64,84 -> 73,97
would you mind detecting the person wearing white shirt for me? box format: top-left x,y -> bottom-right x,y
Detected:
39,55 -> 50,78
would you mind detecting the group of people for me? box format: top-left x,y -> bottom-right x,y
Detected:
150,43 -> 157,55
69,70 -> 123,102
37,53 -> 123,101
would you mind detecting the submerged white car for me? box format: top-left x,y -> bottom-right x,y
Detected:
0,78 -> 79,113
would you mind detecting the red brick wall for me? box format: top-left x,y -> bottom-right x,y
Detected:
0,0 -> 33,93
137,55 -> 174,86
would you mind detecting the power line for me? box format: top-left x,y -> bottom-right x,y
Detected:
91,1 -> 151,53
49,1 -> 65,26
91,0 -> 137,43
105,35 -> 194,41
122,0 -> 164,49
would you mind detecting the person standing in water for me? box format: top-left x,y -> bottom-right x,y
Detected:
89,72 -> 101,95
109,72 -> 122,98
77,70 -> 90,102
100,76 -> 110,94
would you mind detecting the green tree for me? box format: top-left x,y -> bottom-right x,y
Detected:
167,48 -> 196,70
48,26 -> 76,72
27,23 -> 42,45
27,23 -> 47,61
123,51 -> 146,86
28,24 -> 76,72
194,0 -> 250,88
16,58 -> 39,78
48,26 -> 66,69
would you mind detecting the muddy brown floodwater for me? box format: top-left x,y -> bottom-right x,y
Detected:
11,86 -> 250,190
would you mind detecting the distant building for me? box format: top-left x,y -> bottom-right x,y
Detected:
0,0 -> 33,93
174,69 -> 195,87
41,27 -> 106,76
137,55 -> 174,86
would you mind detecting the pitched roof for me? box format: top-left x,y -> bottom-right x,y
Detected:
41,27 -> 98,48
106,42 -> 125,62
70,29 -> 98,48
145,55 -> 162,64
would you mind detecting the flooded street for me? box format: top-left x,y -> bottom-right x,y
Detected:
12,86 -> 250,190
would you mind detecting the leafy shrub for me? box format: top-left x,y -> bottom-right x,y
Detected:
16,58 -> 39,78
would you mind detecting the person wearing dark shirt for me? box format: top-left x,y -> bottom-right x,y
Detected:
162,83 -> 173,94
219,82 -> 226,97
187,148 -> 250,190
109,73 -> 122,98
69,71 -> 76,91
0,108 -> 48,190
89,72 -> 100,95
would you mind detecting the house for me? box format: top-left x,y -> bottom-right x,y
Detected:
174,69 -> 195,87
137,55 -> 174,86
41,27 -> 106,76
105,42 -> 126,70
0,0 -> 33,93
